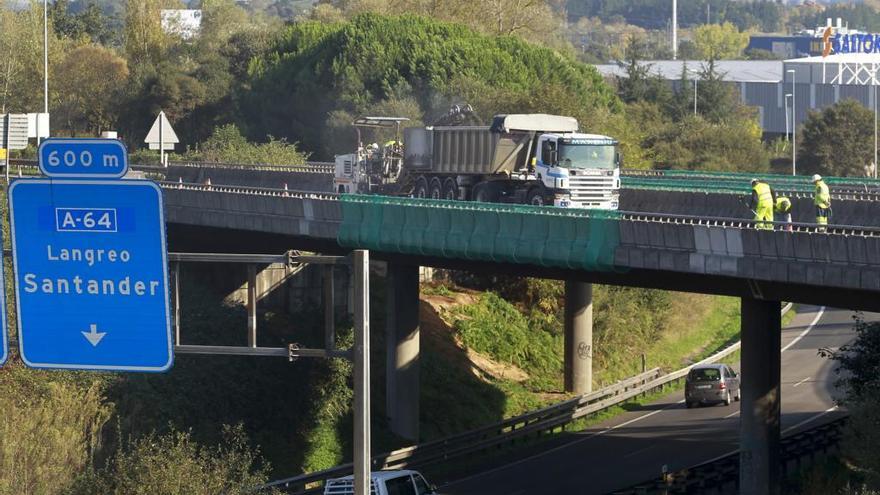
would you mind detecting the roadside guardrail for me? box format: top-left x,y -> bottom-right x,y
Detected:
612,416 -> 846,494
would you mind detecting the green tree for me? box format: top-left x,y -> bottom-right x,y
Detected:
616,38 -> 673,106
54,44 -> 129,135
798,99 -> 875,177
692,22 -> 748,60
0,2 -> 68,113
124,0 -> 182,72
51,0 -> 112,44
821,318 -> 880,487
244,14 -> 620,158
314,0 -> 566,47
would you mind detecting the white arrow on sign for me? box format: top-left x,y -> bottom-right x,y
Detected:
81,324 -> 107,347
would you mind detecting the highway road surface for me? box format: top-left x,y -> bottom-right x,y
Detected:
441,306 -> 864,495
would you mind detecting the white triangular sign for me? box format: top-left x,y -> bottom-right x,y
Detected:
145,111 -> 179,150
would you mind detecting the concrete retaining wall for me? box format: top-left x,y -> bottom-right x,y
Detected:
165,166 -> 333,192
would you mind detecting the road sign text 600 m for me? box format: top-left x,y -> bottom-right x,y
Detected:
46,150 -> 115,168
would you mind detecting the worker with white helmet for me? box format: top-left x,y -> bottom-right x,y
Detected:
812,174 -> 831,231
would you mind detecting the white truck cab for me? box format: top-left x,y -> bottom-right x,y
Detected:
535,133 -> 621,209
323,470 -> 437,495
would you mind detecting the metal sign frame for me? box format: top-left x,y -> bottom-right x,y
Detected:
171,250 -> 371,495
8,179 -> 173,372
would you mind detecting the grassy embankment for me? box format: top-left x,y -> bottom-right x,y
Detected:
418,279 -> 746,438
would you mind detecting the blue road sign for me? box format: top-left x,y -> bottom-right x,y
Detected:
39,138 -> 129,179
8,179 -> 172,372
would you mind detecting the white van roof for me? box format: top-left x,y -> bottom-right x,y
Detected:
324,470 -> 421,494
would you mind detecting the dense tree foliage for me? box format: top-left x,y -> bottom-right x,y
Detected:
798,99 -> 875,177
311,0 -> 567,48
692,22 -> 748,61
566,0 -> 784,32
822,318 -> 880,489
244,14 -> 621,158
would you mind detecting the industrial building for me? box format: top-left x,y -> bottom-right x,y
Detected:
747,18 -> 862,58
595,53 -> 880,137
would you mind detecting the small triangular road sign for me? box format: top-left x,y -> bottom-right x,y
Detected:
145,111 -> 179,150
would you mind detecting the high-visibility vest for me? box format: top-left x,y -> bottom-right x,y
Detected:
753,182 -> 773,209
775,196 -> 792,213
814,180 -> 831,209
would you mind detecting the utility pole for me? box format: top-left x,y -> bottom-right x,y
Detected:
672,0 -> 678,60
788,68 -> 796,176
43,0 -> 48,116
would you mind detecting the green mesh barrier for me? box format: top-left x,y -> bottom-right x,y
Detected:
337,195 -> 624,272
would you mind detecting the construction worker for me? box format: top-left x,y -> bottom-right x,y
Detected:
812,174 -> 831,231
775,196 -> 793,232
750,178 -> 776,230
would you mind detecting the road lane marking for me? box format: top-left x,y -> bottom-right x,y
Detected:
793,377 -> 811,387
442,400 -> 686,488
696,405 -> 842,467
782,405 -> 839,435
781,307 -> 825,353
724,410 -> 740,418
444,306 -> 830,490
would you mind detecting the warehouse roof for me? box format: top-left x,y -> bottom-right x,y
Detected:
785,53 -> 880,64
594,60 -> 783,83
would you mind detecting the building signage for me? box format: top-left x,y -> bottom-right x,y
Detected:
828,33 -> 880,55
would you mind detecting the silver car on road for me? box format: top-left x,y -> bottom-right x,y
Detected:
685,363 -> 740,408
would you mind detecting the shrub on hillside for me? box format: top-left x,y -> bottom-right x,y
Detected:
70,425 -> 272,495
0,380 -> 111,493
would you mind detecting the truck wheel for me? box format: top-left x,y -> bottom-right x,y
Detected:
527,188 -> 546,206
473,183 -> 497,203
442,178 -> 459,201
429,177 -> 443,200
414,176 -> 429,198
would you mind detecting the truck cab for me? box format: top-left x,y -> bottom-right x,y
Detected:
323,470 -> 437,495
535,133 -> 621,209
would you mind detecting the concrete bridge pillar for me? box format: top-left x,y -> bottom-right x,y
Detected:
385,263 -> 420,441
564,281 -> 593,395
740,297 -> 782,495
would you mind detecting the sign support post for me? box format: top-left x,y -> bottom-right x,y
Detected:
353,250 -> 370,495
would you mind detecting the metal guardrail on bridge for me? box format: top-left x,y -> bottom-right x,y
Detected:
162,180 -> 880,238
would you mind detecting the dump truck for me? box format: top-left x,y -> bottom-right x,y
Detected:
333,113 -> 621,209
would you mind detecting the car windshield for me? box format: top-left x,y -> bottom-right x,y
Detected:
557,144 -> 616,170
689,368 -> 721,382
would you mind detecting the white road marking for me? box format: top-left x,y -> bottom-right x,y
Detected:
792,377 -> 811,387
443,400 -> 686,487
782,405 -> 839,435
445,305 -> 831,489
724,410 -> 740,419
781,307 -> 825,353
697,405 -> 840,466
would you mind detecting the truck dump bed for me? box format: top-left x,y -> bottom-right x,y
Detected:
404,126 -> 533,175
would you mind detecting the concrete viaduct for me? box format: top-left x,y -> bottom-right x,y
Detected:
156,173 -> 880,495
